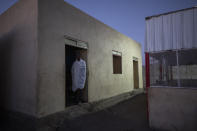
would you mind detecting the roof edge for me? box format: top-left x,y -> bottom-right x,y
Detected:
145,6 -> 197,20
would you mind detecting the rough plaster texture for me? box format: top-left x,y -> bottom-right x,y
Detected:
0,0 -> 38,116
37,0 -> 142,117
148,87 -> 197,131
0,0 -> 142,117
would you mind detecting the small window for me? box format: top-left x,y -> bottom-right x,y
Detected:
112,51 -> 122,74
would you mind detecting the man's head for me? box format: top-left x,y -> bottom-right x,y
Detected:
76,50 -> 82,61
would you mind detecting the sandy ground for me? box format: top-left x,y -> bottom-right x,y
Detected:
1,93 -> 157,131
57,94 -> 152,131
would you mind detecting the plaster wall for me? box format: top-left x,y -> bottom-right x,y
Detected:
37,0 -> 142,117
149,87 -> 197,131
0,0 -> 38,116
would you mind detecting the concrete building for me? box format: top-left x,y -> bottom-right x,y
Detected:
0,0 -> 142,118
145,7 -> 197,131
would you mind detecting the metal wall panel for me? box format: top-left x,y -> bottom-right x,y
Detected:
145,8 -> 197,52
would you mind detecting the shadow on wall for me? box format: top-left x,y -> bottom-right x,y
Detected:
0,30 -> 16,122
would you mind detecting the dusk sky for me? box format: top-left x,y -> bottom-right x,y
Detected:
1,0 -> 197,64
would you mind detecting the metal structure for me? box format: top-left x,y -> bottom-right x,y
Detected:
145,6 -> 197,90
145,7 -> 197,128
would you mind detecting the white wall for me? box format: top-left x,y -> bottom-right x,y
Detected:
149,87 -> 197,131
0,0 -> 38,116
37,0 -> 142,117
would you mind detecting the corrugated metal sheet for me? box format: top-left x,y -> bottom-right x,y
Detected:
145,7 -> 197,52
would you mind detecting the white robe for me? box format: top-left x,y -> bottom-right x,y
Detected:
71,59 -> 86,92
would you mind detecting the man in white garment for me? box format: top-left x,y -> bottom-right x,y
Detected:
71,50 -> 86,104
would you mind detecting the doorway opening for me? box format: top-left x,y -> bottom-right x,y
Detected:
133,60 -> 139,89
65,45 -> 88,107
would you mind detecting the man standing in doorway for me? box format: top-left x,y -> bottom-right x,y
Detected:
71,50 -> 86,104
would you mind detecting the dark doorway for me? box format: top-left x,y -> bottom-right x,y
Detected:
65,45 -> 88,107
133,60 -> 139,89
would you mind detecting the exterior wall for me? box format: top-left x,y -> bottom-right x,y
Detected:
37,0 -> 142,117
0,0 -> 38,116
145,7 -> 197,52
149,87 -> 197,131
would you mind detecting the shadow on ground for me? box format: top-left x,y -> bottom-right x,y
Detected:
58,94 -> 152,131
1,93 -> 160,131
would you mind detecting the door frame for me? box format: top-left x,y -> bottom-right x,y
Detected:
133,57 -> 139,89
65,36 -> 89,107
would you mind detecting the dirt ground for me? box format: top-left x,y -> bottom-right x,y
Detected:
1,93 -> 157,131
57,94 -> 152,131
